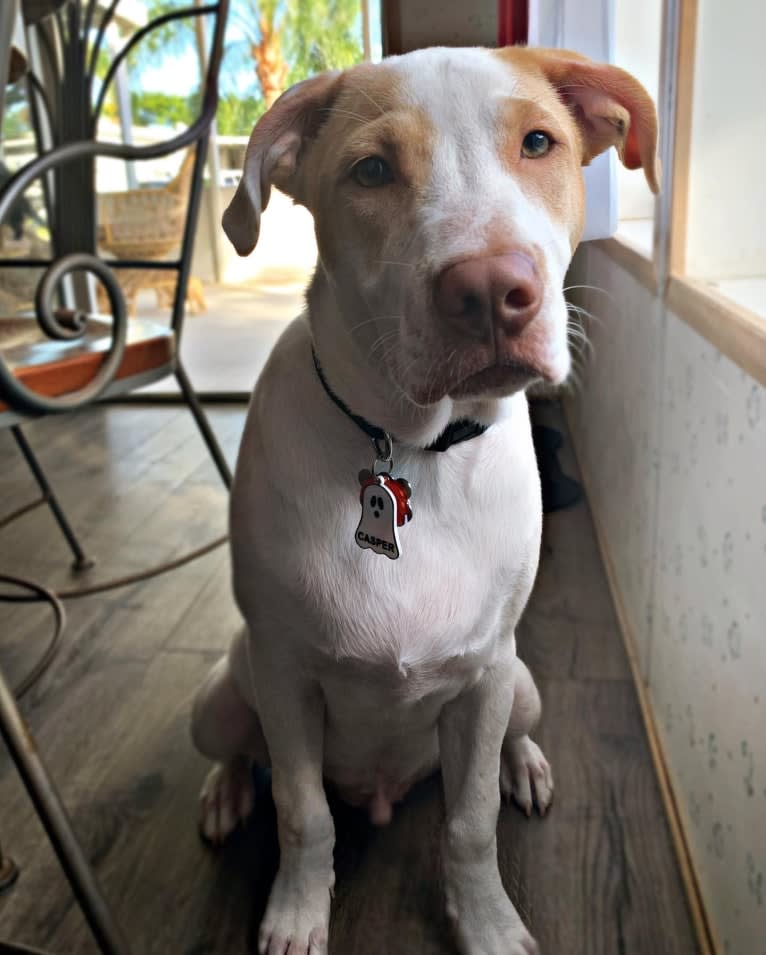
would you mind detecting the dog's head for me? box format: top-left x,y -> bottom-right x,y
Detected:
224,46 -> 658,408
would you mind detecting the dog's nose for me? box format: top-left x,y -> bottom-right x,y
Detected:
434,252 -> 542,338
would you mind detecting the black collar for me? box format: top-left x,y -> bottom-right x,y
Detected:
312,350 -> 489,454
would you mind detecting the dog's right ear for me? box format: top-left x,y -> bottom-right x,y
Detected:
222,70 -> 342,256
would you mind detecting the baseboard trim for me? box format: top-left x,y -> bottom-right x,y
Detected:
562,400 -> 720,955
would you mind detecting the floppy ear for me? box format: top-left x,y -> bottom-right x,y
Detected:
523,48 -> 660,194
222,70 -> 341,256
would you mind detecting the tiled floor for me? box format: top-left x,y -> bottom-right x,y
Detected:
136,275 -> 306,395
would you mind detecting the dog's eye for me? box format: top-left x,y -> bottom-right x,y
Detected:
352,156 -> 394,187
521,131 -> 552,159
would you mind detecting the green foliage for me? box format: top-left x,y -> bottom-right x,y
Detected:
216,93 -> 266,134
229,0 -> 363,84
126,0 -> 197,74
130,89 -> 202,127
129,84 -> 265,137
116,0 -> 364,135
1,85 -> 31,141
284,0 -> 364,84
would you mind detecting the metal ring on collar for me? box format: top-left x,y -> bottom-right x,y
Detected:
372,432 -> 393,465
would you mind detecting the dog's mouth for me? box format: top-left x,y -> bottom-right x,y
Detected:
397,301 -> 569,405
409,349 -> 562,404
447,360 -> 543,399
406,354 -> 559,405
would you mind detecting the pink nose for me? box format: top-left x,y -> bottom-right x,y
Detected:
434,252 -> 542,338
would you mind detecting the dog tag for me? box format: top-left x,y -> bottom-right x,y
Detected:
356,472 -> 413,560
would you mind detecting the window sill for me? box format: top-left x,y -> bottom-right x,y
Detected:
592,234 -> 657,293
666,275 -> 766,388
582,236 -> 766,387
615,218 -> 654,258
707,276 -> 766,321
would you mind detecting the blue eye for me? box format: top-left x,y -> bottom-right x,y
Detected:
353,156 -> 394,187
521,131 -> 552,158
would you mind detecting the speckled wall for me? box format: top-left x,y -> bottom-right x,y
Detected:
566,243 -> 766,955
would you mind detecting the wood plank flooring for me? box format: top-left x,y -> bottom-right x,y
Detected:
0,402 -> 699,954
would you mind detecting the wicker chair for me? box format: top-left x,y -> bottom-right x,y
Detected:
96,151 -> 207,316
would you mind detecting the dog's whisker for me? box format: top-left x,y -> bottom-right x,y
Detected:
563,363 -> 584,394
350,84 -> 386,117
368,330 -> 400,363
349,314 -> 404,335
566,321 -> 595,356
565,316 -> 592,339
349,316 -> 383,335
318,106 -> 370,125
562,283 -> 612,299
374,260 -> 417,269
566,301 -> 604,325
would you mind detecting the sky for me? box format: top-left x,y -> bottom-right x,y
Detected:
138,0 -> 383,97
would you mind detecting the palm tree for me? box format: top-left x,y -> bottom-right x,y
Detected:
232,0 -> 363,106
248,0 -> 289,108
129,0 -> 365,127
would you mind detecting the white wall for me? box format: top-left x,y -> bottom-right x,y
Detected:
566,243 -> 766,955
614,0 -> 662,221
192,186 -> 317,285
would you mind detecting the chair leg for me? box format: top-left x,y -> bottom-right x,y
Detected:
0,666 -> 130,954
10,426 -> 94,572
174,361 -> 233,489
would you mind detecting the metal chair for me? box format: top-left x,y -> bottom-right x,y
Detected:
0,0 -> 233,571
0,1 -> 230,951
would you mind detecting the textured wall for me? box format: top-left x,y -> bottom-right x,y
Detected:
565,249 -> 663,676
566,243 -> 766,955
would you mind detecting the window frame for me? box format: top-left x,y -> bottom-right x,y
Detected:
598,0 -> 766,388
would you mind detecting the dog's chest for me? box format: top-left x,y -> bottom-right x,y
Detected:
295,425 -> 541,677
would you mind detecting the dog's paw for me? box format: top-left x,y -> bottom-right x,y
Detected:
258,864 -> 332,955
452,914 -> 538,955
500,735 -> 553,817
446,875 -> 538,955
459,925 -> 539,955
198,757 -> 254,845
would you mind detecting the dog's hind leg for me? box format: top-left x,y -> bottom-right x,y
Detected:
191,650 -> 268,844
500,657 -> 554,816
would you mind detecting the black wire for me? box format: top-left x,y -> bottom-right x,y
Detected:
0,507 -> 227,698
0,535 -> 227,604
0,575 -> 66,700
0,497 -> 45,531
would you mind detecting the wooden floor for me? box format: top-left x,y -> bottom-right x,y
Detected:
0,402 -> 699,954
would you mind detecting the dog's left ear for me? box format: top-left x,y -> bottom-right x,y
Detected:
519,48 -> 660,194
223,70 -> 342,256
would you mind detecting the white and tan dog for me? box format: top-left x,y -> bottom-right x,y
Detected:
191,46 -> 658,955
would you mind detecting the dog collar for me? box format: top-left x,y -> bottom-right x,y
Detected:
312,348 -> 488,561
311,349 -> 489,455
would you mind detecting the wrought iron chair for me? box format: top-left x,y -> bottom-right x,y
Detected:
0,1 -> 230,951
0,0 -> 232,572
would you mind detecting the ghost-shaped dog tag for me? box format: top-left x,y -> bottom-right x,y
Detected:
356,478 -> 400,559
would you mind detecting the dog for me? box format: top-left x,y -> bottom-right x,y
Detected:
191,45 -> 658,955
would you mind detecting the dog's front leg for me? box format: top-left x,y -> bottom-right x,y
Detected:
256,671 -> 334,955
439,658 -> 539,955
